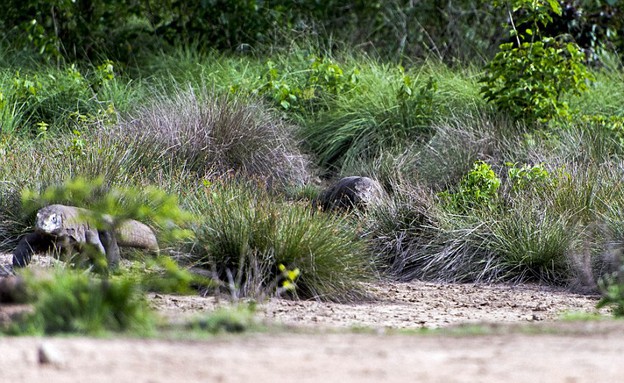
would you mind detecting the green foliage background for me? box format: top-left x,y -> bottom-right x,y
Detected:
3,0 -> 624,325
2,1 -> 622,64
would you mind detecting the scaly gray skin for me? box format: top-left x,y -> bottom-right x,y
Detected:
315,176 -> 386,211
12,204 -> 159,269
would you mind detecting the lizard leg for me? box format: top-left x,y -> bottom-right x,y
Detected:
12,232 -> 52,268
99,230 -> 120,270
84,230 -> 108,271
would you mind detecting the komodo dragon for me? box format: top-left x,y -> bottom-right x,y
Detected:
12,204 -> 159,269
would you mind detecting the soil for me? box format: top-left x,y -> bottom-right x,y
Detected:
1,253 -> 623,382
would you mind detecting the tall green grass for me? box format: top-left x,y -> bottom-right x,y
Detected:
185,178 -> 374,302
300,60 -> 486,175
567,69 -> 624,117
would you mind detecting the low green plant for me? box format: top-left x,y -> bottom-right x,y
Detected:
258,56 -> 358,112
8,268 -> 156,335
1,63 -> 121,136
397,68 -> 437,128
187,304 -> 258,334
91,60 -> 116,92
127,255 -> 206,295
439,161 -> 501,213
308,56 -> 359,97
597,276 -> 624,317
506,162 -> 552,192
259,60 -> 303,110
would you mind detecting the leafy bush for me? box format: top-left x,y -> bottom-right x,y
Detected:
439,161 -> 501,213
480,0 -> 594,123
257,56 -> 359,112
186,178 -> 374,302
506,162 -> 551,192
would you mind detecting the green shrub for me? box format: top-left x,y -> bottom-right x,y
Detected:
257,56 -> 359,112
439,161 -> 501,213
480,0 -> 594,123
186,178 -> 374,302
505,162 -> 552,194
8,269 -> 155,335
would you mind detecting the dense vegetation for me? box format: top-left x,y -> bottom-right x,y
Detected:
3,0 -> 624,334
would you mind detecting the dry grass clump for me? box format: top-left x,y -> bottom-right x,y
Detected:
104,87 -> 312,189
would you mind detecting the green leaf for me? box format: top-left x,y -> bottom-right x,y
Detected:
546,0 -> 562,15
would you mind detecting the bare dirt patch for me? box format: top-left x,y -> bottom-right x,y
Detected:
1,253 -> 622,383
153,281 -> 604,329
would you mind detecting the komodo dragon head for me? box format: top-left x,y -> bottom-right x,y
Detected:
34,204 -> 86,237
36,208 -> 64,235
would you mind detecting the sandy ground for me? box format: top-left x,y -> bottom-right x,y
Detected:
1,253 -> 623,382
153,281 -> 604,329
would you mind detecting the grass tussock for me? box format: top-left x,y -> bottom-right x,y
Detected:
367,150 -> 624,290
108,87 -> 311,189
185,178 -> 374,302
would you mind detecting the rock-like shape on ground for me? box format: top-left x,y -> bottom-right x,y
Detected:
317,176 -> 386,211
38,342 -> 66,367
